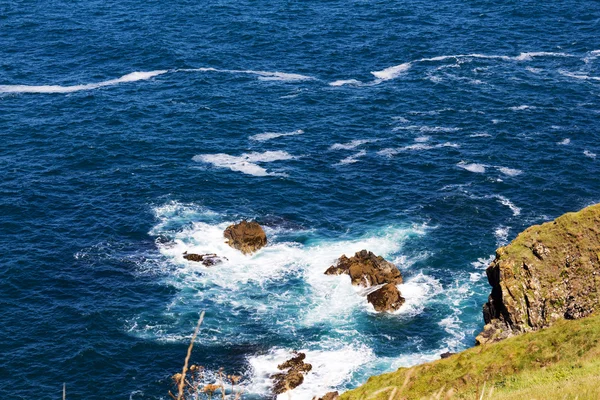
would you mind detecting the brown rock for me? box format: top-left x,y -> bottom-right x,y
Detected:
367,283 -> 405,312
317,392 -> 339,400
271,352 -> 312,394
223,220 -> 267,254
440,352 -> 455,359
183,252 -> 226,266
324,250 -> 403,287
476,203 -> 600,345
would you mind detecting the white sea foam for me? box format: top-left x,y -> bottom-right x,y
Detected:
248,345 -> 375,400
395,272 -> 444,317
457,162 -> 486,173
494,226 -> 510,246
509,105 -> 534,111
329,79 -> 364,87
249,129 -> 304,142
367,52 -> 572,83
0,70 -> 168,94
558,138 -> 571,145
497,166 -> 523,177
378,142 -> 459,156
392,125 -> 461,133
370,62 -> 412,80
584,150 -> 597,158
329,139 -> 377,150
513,51 -> 571,61
470,133 -> 492,138
559,70 -> 600,81
392,116 -> 410,123
414,136 -> 430,143
181,67 -> 315,82
193,150 -> 295,176
471,255 -> 494,270
336,150 -> 367,165
493,195 -> 521,216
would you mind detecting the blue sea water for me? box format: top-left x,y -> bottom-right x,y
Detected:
1,1 -> 600,398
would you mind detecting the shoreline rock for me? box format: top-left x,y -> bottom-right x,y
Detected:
223,220 -> 267,254
182,252 -> 226,266
476,203 -> 600,345
271,352 -> 312,394
325,250 -> 404,312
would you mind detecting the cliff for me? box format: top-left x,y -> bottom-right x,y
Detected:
476,203 -> 600,344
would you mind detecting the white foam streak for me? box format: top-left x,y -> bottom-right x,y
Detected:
193,150 -> 295,176
457,162 -> 486,173
558,138 -> 571,145
379,142 -> 459,156
330,139 -> 376,150
497,166 -> 523,177
494,195 -> 521,216
249,129 -> 304,142
336,150 -> 367,165
584,150 -> 597,158
0,70 -> 168,94
370,62 -> 412,80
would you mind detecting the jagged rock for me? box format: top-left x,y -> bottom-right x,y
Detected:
476,203 -> 600,345
366,283 -> 405,312
271,352 -> 312,394
183,252 -> 226,266
440,352 -> 455,359
316,392 -> 339,400
324,250 -> 403,287
223,220 -> 267,254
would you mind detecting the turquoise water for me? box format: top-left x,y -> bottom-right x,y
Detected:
1,1 -> 599,398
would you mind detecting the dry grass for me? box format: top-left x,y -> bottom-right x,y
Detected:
170,311 -> 245,400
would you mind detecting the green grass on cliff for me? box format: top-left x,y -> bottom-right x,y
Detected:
341,314 -> 600,400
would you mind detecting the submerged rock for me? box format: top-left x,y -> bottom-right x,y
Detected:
183,252 -> 226,266
366,283 -> 405,312
223,220 -> 267,254
271,352 -> 312,394
476,203 -> 600,345
324,250 -> 403,287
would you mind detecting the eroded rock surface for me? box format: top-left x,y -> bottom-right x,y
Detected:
366,283 -> 405,312
271,352 -> 312,394
325,250 -> 403,287
183,252 -> 226,266
476,203 -> 600,345
325,250 -> 404,312
223,220 -> 267,254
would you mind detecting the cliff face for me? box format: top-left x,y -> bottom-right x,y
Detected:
476,203 -> 600,345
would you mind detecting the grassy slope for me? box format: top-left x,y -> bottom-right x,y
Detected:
341,314 -> 600,400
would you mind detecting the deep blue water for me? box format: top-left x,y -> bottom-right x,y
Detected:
1,1 -> 600,398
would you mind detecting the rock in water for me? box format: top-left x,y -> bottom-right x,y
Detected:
366,283 -> 405,312
271,352 -> 312,394
476,203 -> 600,345
324,250 -> 403,287
317,392 -> 339,400
223,220 -> 267,254
182,252 -> 226,266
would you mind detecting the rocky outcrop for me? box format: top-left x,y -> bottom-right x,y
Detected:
183,252 -> 226,266
315,392 -> 339,400
223,220 -> 267,254
366,283 -> 405,312
325,250 -> 403,286
271,352 -> 312,394
476,203 -> 600,345
325,250 -> 404,312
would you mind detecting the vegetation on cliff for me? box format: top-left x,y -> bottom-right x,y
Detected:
478,203 -> 600,344
341,313 -> 600,400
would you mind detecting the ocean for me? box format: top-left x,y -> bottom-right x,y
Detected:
1,1 -> 599,398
